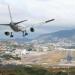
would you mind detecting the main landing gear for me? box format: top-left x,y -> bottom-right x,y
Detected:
22,30 -> 28,37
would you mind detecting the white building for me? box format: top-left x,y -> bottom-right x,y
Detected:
12,49 -> 29,57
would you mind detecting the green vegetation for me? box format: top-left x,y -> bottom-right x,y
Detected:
15,66 -> 75,75
15,66 -> 51,75
1,54 -> 21,60
0,65 -> 75,75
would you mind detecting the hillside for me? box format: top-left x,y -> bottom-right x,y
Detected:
35,29 -> 75,43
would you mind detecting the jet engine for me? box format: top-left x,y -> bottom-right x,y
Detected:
30,27 -> 35,32
4,32 -> 10,36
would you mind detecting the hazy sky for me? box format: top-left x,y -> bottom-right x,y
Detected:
0,0 -> 75,24
0,0 -> 75,38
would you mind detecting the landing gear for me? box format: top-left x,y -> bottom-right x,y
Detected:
25,32 -> 28,36
22,30 -> 28,37
10,32 -> 14,37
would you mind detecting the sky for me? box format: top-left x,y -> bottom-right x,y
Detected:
0,0 -> 75,39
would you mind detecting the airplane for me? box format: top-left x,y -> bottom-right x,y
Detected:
0,5 -> 55,37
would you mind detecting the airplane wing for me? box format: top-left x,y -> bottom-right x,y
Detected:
45,19 -> 55,23
0,24 -> 10,25
28,19 -> 55,27
23,19 -> 55,30
17,19 -> 55,32
14,20 -> 27,25
0,20 -> 27,26
39,19 -> 55,25
27,19 -> 55,27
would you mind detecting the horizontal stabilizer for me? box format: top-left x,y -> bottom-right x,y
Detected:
0,24 -> 9,25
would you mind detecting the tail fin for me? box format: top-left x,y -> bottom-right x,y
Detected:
8,4 -> 13,22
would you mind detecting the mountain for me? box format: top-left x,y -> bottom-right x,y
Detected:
35,29 -> 75,43
1,29 -> 75,44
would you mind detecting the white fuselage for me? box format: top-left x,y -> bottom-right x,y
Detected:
9,23 -> 24,32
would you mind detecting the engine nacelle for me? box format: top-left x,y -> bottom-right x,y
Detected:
30,27 -> 35,32
5,32 -> 10,36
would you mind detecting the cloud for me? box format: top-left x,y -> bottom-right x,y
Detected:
0,0 -> 75,25
22,0 -> 75,26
